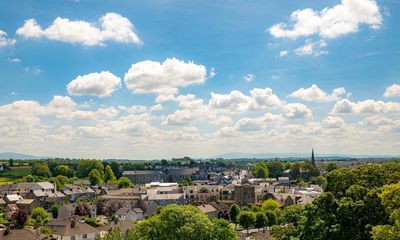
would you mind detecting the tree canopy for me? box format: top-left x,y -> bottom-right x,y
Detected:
131,205 -> 238,240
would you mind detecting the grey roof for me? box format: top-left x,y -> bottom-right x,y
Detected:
123,170 -> 162,175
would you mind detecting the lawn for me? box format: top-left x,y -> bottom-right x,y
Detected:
0,166 -> 32,184
0,177 -> 18,185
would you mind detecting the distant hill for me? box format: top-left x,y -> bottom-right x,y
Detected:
214,152 -> 399,160
0,152 -> 49,160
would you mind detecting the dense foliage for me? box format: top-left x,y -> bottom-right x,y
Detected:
130,205 -> 238,240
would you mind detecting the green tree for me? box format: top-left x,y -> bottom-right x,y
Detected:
228,204 -> 240,226
49,204 -> 61,219
238,211 -> 256,233
77,159 -> 104,178
289,163 -> 301,181
89,169 -> 104,185
265,210 -> 278,226
252,162 -> 269,178
211,218 -> 239,240
54,164 -> 74,178
132,205 -> 237,240
104,165 -> 117,183
266,162 -> 285,178
255,212 -> 268,229
103,228 -> 125,240
25,175 -> 36,182
117,177 -> 133,188
32,162 -> 52,178
262,199 -> 280,212
31,207 -> 49,225
325,163 -> 338,172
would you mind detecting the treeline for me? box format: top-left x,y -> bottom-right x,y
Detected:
20,159 -> 133,189
263,161 -> 400,240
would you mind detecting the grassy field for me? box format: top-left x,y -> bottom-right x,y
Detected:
0,166 -> 32,184
0,177 -> 18,185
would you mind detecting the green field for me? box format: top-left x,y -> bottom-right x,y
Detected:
0,166 -> 32,184
0,177 -> 17,185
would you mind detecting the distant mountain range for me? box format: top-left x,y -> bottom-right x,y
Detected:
0,152 -> 51,160
213,152 -> 399,159
0,151 -> 398,161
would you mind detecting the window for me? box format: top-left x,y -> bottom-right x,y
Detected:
71,236 -> 76,240
83,234 -> 87,238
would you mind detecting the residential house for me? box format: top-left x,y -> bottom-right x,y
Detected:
5,204 -> 19,219
0,229 -> 42,240
47,217 -> 99,240
196,204 -> 218,219
58,205 -> 75,219
220,185 -> 235,201
122,170 -> 164,185
4,194 -> 22,204
166,168 -> 199,182
16,198 -> 39,214
115,207 -> 143,222
97,219 -> 134,238
147,193 -> 185,206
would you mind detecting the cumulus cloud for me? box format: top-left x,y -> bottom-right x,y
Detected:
234,113 -> 283,132
0,30 -> 16,47
284,103 -> 312,119
384,84 -> 400,98
331,99 -> 400,114
279,50 -> 289,57
209,67 -> 217,78
289,84 -> 347,102
209,88 -> 281,112
67,71 -> 121,97
16,12 -> 142,46
268,0 -> 382,39
294,40 -> 328,56
124,58 -> 207,95
321,116 -> 345,128
176,94 -> 204,110
243,74 -> 255,82
359,115 -> 394,126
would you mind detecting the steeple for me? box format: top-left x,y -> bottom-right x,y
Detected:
311,148 -> 315,166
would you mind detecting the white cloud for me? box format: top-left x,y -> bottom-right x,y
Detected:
243,74 -> 255,82
384,84 -> 400,98
321,116 -> 345,128
124,58 -> 207,95
289,84 -> 347,102
359,115 -> 394,126
279,50 -> 289,57
294,40 -> 328,56
0,30 -> 15,47
8,58 -> 21,63
176,94 -> 204,110
24,66 -> 42,75
209,67 -> 217,78
67,71 -> 121,97
284,103 -> 312,119
235,113 -> 283,132
16,12 -> 142,46
331,99 -> 400,114
268,0 -> 382,39
209,88 -> 281,112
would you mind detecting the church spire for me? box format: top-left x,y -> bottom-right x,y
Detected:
311,148 -> 315,166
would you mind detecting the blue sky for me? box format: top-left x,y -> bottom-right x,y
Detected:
0,0 -> 399,159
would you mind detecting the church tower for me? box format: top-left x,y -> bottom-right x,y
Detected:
311,148 -> 315,166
